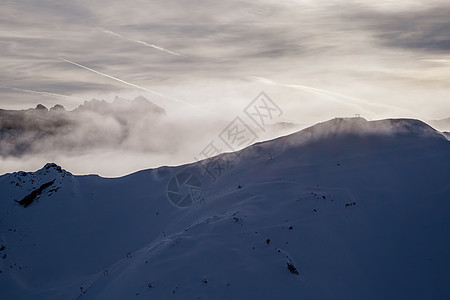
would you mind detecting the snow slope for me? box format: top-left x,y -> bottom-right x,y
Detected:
0,117 -> 449,299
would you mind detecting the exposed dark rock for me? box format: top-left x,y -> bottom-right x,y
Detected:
15,179 -> 55,207
287,262 -> 299,275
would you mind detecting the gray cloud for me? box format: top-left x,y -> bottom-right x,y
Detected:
1,1 -> 449,110
342,5 -> 450,52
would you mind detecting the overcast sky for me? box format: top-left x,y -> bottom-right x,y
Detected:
1,0 -> 450,124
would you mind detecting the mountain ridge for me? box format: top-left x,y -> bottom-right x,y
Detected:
0,117 -> 449,299
2,117 -> 445,178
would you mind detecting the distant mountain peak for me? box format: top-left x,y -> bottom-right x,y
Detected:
76,95 -> 165,114
113,96 -> 129,104
76,98 -> 106,110
132,95 -> 165,114
50,104 -> 66,112
35,104 -> 48,111
427,116 -> 450,132
133,95 -> 150,103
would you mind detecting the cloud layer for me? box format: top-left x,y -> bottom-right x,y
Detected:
1,1 -> 449,116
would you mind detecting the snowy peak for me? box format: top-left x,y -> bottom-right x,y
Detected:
291,117 -> 443,140
1,163 -> 71,209
10,162 -> 70,186
234,117 -> 448,172
36,163 -> 70,177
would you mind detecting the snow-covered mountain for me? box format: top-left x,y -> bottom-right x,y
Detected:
0,117 -> 449,299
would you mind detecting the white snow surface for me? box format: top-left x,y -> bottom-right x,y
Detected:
0,117 -> 449,299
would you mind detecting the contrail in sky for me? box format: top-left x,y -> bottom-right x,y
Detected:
8,87 -> 84,102
251,76 -> 411,115
422,59 -> 450,64
57,57 -> 201,111
99,27 -> 186,58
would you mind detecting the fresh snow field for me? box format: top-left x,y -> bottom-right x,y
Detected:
0,117 -> 449,299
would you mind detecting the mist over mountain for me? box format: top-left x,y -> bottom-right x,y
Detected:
1,98 -> 448,177
0,96 -> 166,157
0,95 -> 308,176
428,117 -> 450,132
0,117 -> 449,299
